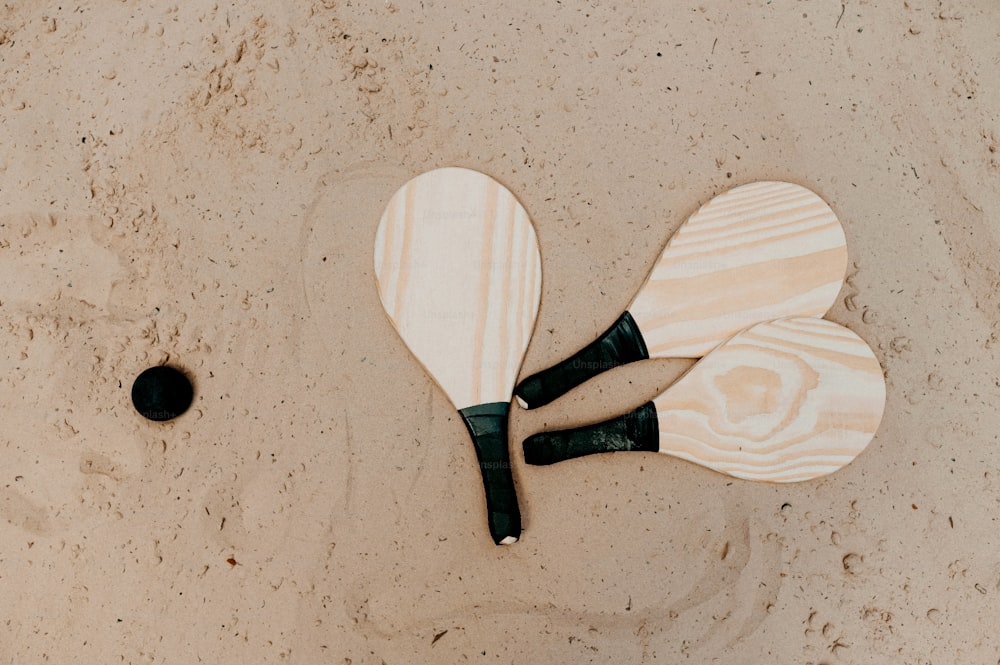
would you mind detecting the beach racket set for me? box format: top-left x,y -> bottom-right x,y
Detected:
373,169 -> 886,544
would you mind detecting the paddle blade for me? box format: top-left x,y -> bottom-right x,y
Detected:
654,317 -> 885,482
630,181 -> 848,358
374,167 -> 542,410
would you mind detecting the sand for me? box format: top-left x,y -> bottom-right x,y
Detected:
1,1 -> 998,662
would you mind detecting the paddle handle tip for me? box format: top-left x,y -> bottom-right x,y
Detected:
514,311 -> 649,409
459,403 -> 522,546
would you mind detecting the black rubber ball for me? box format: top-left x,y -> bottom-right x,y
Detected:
131,366 -> 194,421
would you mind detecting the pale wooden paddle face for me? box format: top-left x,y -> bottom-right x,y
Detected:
654,317 -> 885,482
374,167 -> 542,410
630,182 -> 848,358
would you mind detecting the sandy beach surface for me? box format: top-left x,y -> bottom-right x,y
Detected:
1,1 -> 998,662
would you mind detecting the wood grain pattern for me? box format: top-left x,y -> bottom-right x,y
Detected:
630,182 -> 848,358
654,317 -> 885,482
374,167 -> 542,410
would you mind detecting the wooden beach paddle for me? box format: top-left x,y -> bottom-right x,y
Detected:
523,317 -> 885,482
514,181 -> 848,409
374,167 -> 542,544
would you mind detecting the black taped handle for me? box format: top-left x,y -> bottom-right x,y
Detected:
459,402 -> 521,545
514,311 -> 649,409
523,401 -> 660,465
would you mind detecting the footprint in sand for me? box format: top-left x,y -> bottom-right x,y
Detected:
0,212 -> 132,533
0,212 -> 122,313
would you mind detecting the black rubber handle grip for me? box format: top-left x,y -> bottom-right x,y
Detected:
459,402 -> 521,545
522,401 -> 660,465
514,311 -> 649,409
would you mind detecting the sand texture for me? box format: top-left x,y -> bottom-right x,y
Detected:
1,1 -> 998,663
